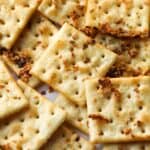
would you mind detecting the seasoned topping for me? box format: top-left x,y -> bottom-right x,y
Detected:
121,128 -> 132,135
107,63 -> 126,77
0,84 -> 5,89
48,86 -> 54,92
0,47 -> 7,54
89,114 -> 109,123
98,78 -> 112,89
18,63 -> 31,82
98,78 -> 112,98
4,51 -> 31,68
82,26 -> 98,38
128,48 -> 139,58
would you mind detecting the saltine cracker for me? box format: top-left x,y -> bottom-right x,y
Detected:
86,76 -> 150,143
31,23 -> 117,106
0,0 -> 40,49
0,80 -> 66,150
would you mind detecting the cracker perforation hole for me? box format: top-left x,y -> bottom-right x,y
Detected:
35,100 -> 40,105
11,6 -> 15,10
101,54 -> 105,58
57,65 -> 61,70
98,108 -> 101,112
58,78 -> 62,84
88,72 -> 92,76
33,47 -> 36,51
104,10 -> 108,14
55,51 -> 59,55
138,106 -> 143,110
140,145 -> 145,150
99,131 -> 104,136
4,136 -> 8,140
35,33 -> 39,38
73,76 -> 77,80
137,83 -> 140,87
141,128 -> 145,133
75,90 -> 79,95
49,32 -> 53,36
118,107 -> 122,111
20,132 -> 24,137
24,3 -> 30,8
17,18 -> 20,23
62,133 -> 65,138
36,129 -> 40,134
4,122 -> 9,126
78,144 -> 82,148
0,19 -> 5,25
6,34 -> 10,38
138,23 -> 142,27
75,136 -> 80,142
36,115 -> 39,119
4,81 -> 8,85
130,117 -> 134,121
42,69 -> 46,74
78,117 -> 82,122
142,58 -> 146,62
127,13 -> 131,17
127,94 -> 131,99
117,3 -> 121,7
96,85 -> 99,90
139,6 -> 143,10
20,118 -> 25,122
51,111 -> 54,115
109,119 -> 113,123
67,32 -> 72,37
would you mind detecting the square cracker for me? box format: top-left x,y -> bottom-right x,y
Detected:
86,0 -> 150,37
55,94 -> 88,134
0,80 -> 66,150
31,23 -> 117,106
103,143 -> 150,150
38,0 -> 86,29
42,125 -> 95,150
85,76 -> 150,143
0,59 -> 28,119
3,11 -> 58,87
95,34 -> 150,76
0,0 -> 40,49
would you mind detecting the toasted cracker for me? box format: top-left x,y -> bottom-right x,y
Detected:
0,59 -> 28,119
0,0 -> 40,49
86,0 -> 150,37
31,23 -> 117,106
95,34 -> 150,76
3,11 -> 58,87
0,80 -> 66,149
85,76 -> 150,143
38,0 -> 86,29
42,125 -> 95,150
103,143 -> 150,150
55,94 -> 88,134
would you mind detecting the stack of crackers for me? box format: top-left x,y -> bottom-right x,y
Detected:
0,0 -> 150,149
